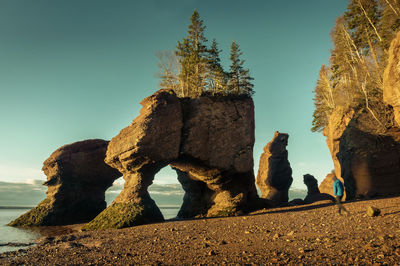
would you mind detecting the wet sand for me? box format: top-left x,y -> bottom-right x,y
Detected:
1,196 -> 400,265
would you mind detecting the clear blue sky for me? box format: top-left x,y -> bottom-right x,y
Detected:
0,0 -> 347,189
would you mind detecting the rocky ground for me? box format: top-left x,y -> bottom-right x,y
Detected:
1,196 -> 400,265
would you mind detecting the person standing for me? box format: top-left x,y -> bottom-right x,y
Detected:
333,176 -> 349,215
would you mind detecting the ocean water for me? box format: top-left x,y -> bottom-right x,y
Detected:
0,206 -> 180,254
0,208 -> 41,253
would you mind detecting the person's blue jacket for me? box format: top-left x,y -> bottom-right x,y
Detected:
333,179 -> 344,197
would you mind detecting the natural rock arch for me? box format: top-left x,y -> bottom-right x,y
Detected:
85,89 -> 260,229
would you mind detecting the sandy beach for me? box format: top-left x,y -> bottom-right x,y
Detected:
1,196 -> 399,265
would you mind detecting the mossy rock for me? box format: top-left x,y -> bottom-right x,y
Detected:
212,206 -> 239,217
8,199 -> 53,226
83,201 -> 164,230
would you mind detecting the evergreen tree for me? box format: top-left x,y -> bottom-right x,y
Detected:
176,10 -> 209,97
206,39 -> 228,95
157,11 -> 255,98
228,40 -> 254,96
344,0 -> 382,53
380,0 -> 400,50
312,0 -> 400,133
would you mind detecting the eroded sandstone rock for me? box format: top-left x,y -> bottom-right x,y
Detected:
256,131 -> 293,205
303,174 -> 319,196
303,174 -> 334,204
337,115 -> 400,199
383,31 -> 400,127
319,172 -> 337,196
85,90 -> 182,229
9,139 -> 121,226
86,90 -> 260,229
323,107 -> 355,182
172,96 -> 259,218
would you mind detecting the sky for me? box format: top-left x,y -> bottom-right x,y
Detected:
0,0 -> 348,189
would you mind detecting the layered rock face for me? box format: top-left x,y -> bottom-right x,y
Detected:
320,107 -> 355,200
256,131 -> 293,206
85,90 -> 182,229
337,117 -> 400,199
321,105 -> 400,200
86,90 -> 259,229
172,96 -> 258,217
322,107 -> 354,182
383,31 -> 400,127
10,139 -> 121,226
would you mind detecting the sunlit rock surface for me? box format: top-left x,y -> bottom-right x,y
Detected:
256,131 -> 293,206
86,90 -> 260,229
10,139 -> 121,226
383,31 -> 400,127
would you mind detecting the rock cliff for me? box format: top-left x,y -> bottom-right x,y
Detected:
10,139 -> 121,226
383,31 -> 400,127
86,90 -> 260,229
256,131 -> 293,206
337,116 -> 400,199
321,107 -> 400,200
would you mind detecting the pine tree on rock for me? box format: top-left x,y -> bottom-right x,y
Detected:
157,11 -> 255,98
228,40 -> 254,96
206,39 -> 228,95
176,10 -> 209,98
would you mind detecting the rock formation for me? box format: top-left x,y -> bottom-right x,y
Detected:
336,116 -> 400,199
303,174 -> 334,204
303,174 -> 319,196
9,139 -> 121,226
321,105 -> 400,200
86,90 -> 260,229
383,31 -> 400,127
256,131 -> 293,206
319,172 -> 337,196
322,107 -> 355,184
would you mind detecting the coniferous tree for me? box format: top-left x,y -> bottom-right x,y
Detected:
312,0 -> 400,133
157,11 -> 255,98
176,10 -> 209,97
206,39 -> 228,95
228,40 -> 254,96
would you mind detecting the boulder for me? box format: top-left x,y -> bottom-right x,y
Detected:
9,139 -> 121,226
86,90 -> 260,229
383,31 -> 400,127
256,131 -> 293,206
367,206 -> 381,217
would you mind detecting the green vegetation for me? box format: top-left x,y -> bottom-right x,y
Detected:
312,0 -> 400,133
214,206 -> 238,217
157,10 -> 254,98
83,202 -> 164,230
8,198 -> 53,226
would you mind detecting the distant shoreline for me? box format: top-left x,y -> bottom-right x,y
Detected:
0,206 -> 33,210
